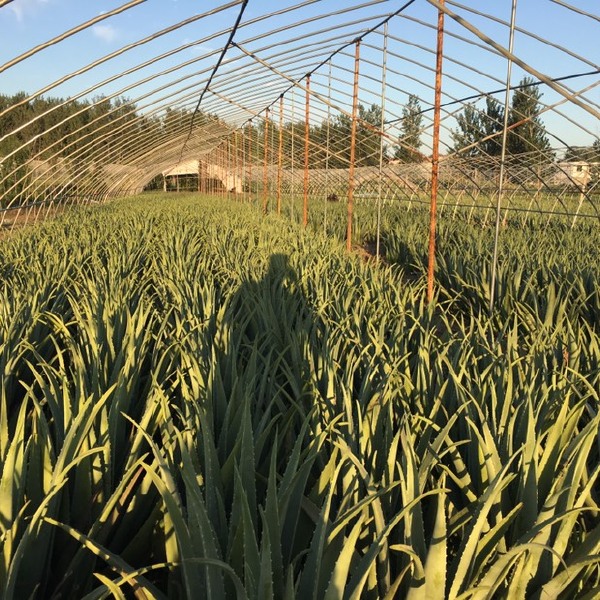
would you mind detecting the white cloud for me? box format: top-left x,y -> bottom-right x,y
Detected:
183,38 -> 215,56
8,0 -> 51,22
92,24 -> 118,43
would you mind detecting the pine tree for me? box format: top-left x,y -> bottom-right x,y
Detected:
451,97 -> 506,158
451,103 -> 483,158
357,103 -> 385,167
507,77 -> 551,158
394,94 -> 423,162
480,96 -> 504,157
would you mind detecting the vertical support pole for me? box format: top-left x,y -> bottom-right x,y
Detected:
222,143 -> 226,197
490,0 -> 518,312
247,120 -> 254,203
220,145 -> 223,195
242,125 -> 247,201
236,130 -> 242,198
214,150 -> 218,195
377,23 -> 389,259
216,147 -> 219,195
225,142 -> 228,197
227,137 -> 231,196
254,120 -> 259,205
270,107 -> 275,204
303,75 -> 311,227
325,61 -> 332,235
572,179 -> 588,229
211,152 -> 215,195
233,132 -> 238,197
277,95 -> 284,215
291,90 -> 296,221
263,107 -> 270,214
427,2 -> 445,303
225,142 -> 228,196
347,40 -> 360,252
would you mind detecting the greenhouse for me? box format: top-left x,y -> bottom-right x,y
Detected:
0,1 -> 599,598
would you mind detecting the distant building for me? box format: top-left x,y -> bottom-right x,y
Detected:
162,159 -> 242,192
554,161 -> 598,188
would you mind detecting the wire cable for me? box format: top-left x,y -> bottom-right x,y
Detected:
179,0 -> 250,161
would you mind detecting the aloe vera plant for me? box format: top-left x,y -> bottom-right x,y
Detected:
0,193 -> 598,598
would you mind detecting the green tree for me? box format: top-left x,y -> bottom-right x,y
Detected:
507,77 -> 551,158
162,106 -> 192,139
563,144 -> 599,162
327,112 -> 352,169
356,103 -> 385,167
395,94 -> 423,162
480,96 -> 504,156
451,96 -> 506,159
451,103 -> 483,158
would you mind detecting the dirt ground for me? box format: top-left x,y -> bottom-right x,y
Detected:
0,204 -> 71,237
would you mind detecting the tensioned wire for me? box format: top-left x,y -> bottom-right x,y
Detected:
2,3 -> 596,225
4,1 -> 596,141
549,0 -> 600,22
0,0 -> 380,129
1,3 -> 394,164
179,0 -> 250,161
3,34 -> 596,190
0,0 -> 146,74
221,37 -> 597,215
425,0 -> 600,120
3,1 -> 596,132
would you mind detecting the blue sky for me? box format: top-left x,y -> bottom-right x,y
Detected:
1,0 -> 598,149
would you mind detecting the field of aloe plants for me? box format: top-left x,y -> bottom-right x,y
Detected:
1,192 -> 599,599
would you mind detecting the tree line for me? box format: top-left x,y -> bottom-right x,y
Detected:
2,80 -> 597,207
450,76 -> 554,161
0,93 -> 152,205
235,103 -> 388,170
241,76 -> 567,169
0,94 -> 226,206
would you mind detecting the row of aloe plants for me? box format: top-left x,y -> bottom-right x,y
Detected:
1,192 -> 599,598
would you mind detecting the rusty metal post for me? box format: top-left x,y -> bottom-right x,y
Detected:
218,146 -> 222,195
427,2 -> 445,303
222,143 -> 227,197
254,120 -> 259,205
290,90 -> 296,221
247,120 -> 253,203
233,131 -> 238,198
303,75 -> 310,227
347,40 -> 360,252
277,95 -> 284,215
226,138 -> 230,196
263,107 -> 269,214
324,61 -> 332,235
236,130 -> 242,199
242,127 -> 250,202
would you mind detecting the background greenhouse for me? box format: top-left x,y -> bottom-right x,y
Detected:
0,1 -> 599,598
